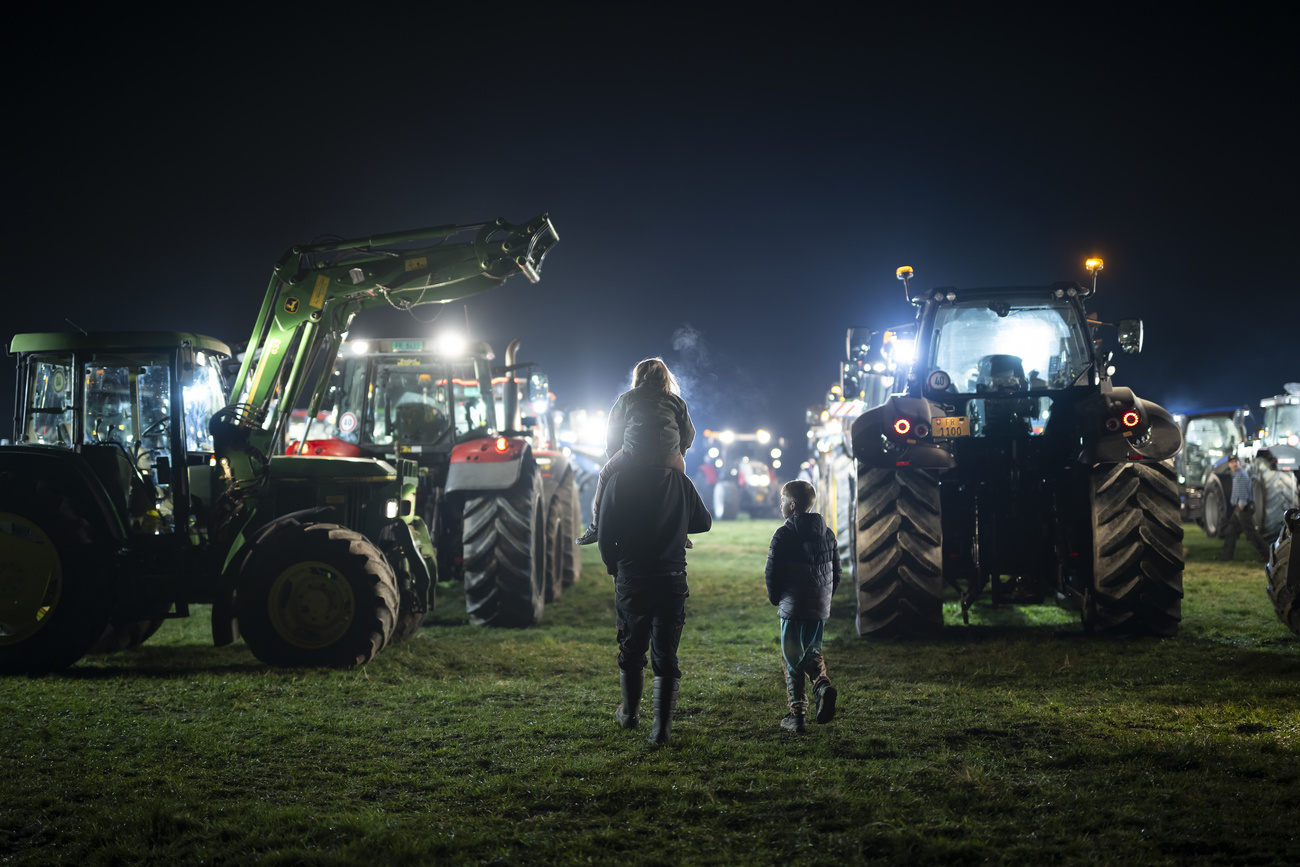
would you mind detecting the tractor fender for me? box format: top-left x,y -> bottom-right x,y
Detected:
446,436 -> 530,494
0,446 -> 130,540
850,397 -> 957,470
1077,388 -> 1183,464
531,448 -> 572,503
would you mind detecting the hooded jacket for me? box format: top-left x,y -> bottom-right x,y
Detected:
765,511 -> 841,621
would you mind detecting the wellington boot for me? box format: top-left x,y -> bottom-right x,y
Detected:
783,659 -> 808,716
616,669 -> 644,729
647,676 -> 679,744
813,681 -> 838,724
781,712 -> 808,733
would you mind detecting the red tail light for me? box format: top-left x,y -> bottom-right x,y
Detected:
893,418 -> 911,436
1121,411 -> 1140,428
494,436 -> 509,452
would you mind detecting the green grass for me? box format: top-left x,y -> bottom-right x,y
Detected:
3,522 -> 1298,865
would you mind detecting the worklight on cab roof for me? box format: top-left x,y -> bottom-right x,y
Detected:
436,333 -> 467,357
350,341 -> 370,355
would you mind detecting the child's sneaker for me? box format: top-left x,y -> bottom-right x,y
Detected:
780,712 -> 807,734
575,524 -> 598,546
813,683 -> 837,724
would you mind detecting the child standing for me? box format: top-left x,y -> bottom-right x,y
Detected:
576,357 -> 695,545
765,479 -> 840,733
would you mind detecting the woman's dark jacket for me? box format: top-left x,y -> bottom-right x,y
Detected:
765,511 -> 841,621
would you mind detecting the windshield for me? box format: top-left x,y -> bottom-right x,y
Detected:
926,299 -> 1091,394
1268,405 -> 1299,445
1183,416 -> 1243,486
332,357 -> 490,447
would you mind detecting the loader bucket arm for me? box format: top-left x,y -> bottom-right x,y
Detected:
212,214 -> 558,496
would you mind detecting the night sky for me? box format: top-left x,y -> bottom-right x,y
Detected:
8,11 -> 1296,465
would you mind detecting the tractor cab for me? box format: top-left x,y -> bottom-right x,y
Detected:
8,332 -> 230,536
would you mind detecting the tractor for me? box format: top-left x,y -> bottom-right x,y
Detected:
849,260 -> 1184,637
1,215 -> 558,673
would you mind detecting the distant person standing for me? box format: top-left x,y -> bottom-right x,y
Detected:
598,463 -> 712,744
765,480 -> 840,733
1216,455 -> 1270,563
576,357 -> 695,545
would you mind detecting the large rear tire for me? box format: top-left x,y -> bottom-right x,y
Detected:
827,451 -> 857,587
543,499 -> 564,604
855,465 -> 944,638
0,479 -> 114,674
1265,509 -> 1299,635
1089,462 -> 1184,637
557,471 -> 582,588
713,480 -> 741,521
235,522 -> 399,668
463,460 -> 546,627
1255,468 -> 1298,538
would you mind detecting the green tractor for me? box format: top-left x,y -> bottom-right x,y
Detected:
848,260 -> 1185,637
1,216 -> 558,673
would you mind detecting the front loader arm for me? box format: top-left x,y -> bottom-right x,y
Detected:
212,214 -> 558,501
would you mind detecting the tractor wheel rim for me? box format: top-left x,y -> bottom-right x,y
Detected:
0,512 -> 63,645
267,561 -> 356,649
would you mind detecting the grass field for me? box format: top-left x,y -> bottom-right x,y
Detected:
2,522 -> 1298,865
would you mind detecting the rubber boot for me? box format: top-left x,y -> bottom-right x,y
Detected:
806,654 -> 838,724
781,660 -> 808,733
616,669 -> 644,729
647,676 -> 679,744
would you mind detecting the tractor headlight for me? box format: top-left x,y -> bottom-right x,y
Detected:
385,499 -> 399,519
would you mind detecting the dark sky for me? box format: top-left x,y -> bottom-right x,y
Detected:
7,11 -> 1296,460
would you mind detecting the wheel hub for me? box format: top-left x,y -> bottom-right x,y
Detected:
267,561 -> 356,649
0,513 -> 62,644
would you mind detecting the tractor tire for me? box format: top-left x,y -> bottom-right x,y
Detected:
0,479 -> 115,674
463,460 -> 546,627
713,480 -> 741,521
1202,472 -> 1228,539
558,472 -> 582,588
543,498 -> 564,604
1265,509 -> 1299,635
385,553 -> 428,647
1255,468 -> 1298,539
828,452 -> 857,586
1088,462 -> 1184,637
854,465 -> 944,638
235,522 -> 399,668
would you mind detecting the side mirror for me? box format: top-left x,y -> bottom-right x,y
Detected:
1118,319 -> 1144,354
846,327 -> 872,363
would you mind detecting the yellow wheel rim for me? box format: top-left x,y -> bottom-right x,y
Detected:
266,561 -> 356,649
0,512 -> 63,645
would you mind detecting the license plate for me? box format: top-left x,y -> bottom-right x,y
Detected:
391,339 -> 424,352
932,416 -> 969,437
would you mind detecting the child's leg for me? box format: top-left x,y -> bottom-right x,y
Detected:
590,449 -> 631,526
800,620 -> 837,724
779,619 -> 811,715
